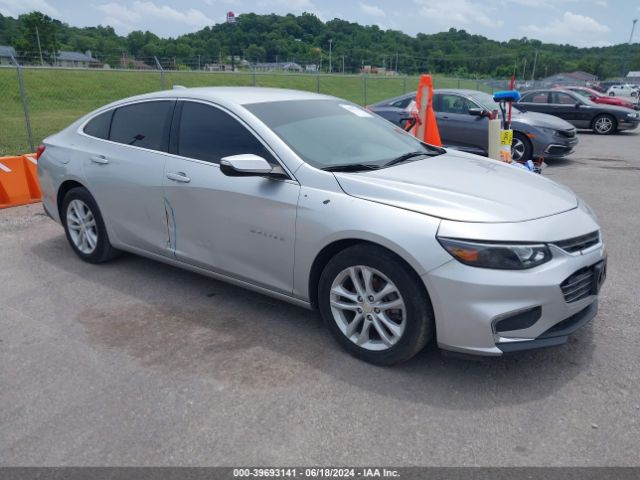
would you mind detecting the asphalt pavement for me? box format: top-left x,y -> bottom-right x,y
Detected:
1,131 -> 639,466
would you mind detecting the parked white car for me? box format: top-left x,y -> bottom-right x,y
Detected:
607,84 -> 639,97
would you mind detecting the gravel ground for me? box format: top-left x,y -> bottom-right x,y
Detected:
1,131 -> 639,466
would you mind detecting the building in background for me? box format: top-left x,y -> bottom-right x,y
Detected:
0,45 -> 17,65
56,50 -> 99,68
539,70 -> 598,87
627,71 -> 640,84
227,11 -> 236,23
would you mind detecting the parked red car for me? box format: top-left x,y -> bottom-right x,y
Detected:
565,86 -> 639,110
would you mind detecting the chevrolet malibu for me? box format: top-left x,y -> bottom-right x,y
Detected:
38,87 -> 607,365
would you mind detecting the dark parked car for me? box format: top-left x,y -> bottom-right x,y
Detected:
369,89 -> 578,161
518,89 -> 640,135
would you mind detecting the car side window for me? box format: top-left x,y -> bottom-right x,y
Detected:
551,92 -> 577,105
83,110 -> 113,140
438,94 -> 475,114
177,101 -> 275,165
522,92 -> 549,103
109,101 -> 173,151
391,97 -> 413,109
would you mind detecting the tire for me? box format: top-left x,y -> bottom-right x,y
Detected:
609,91 -> 615,96
592,114 -> 617,135
511,132 -> 533,162
61,187 -> 120,263
318,244 -> 434,365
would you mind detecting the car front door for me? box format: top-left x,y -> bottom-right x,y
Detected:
548,91 -> 588,127
82,99 -> 175,255
162,100 -> 300,294
434,93 -> 487,155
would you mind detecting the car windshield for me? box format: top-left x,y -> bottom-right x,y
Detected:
245,99 -> 443,170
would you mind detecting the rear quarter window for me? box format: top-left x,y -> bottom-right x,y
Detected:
83,110 -> 113,139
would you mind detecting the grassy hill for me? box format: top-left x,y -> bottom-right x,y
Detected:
0,68 -> 490,155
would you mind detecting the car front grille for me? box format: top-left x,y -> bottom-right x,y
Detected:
560,267 -> 595,303
553,231 -> 600,253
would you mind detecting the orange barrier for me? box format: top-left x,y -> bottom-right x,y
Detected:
0,154 -> 41,209
413,74 -> 442,147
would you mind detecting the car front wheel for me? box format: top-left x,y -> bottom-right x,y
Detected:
511,132 -> 532,162
318,245 -> 434,365
62,187 -> 120,263
592,114 -> 616,135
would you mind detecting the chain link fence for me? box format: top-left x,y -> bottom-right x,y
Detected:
0,58 -> 507,155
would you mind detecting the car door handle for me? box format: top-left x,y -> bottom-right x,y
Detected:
90,155 -> 108,164
166,172 -> 191,183
440,115 -> 449,120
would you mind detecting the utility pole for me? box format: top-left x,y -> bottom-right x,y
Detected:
341,54 -> 345,74
530,50 -> 538,81
35,26 -> 44,66
395,52 -> 399,73
522,58 -> 527,81
328,39 -> 333,73
197,54 -> 200,71
623,19 -> 638,77
629,19 -> 638,43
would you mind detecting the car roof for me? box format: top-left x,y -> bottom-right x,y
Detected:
103,87 -> 336,107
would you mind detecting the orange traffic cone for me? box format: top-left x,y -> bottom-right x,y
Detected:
412,74 -> 442,147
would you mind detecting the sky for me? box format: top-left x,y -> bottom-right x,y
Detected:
1,0 -> 639,48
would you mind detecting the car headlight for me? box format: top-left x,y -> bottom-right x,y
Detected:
540,127 -> 561,136
437,237 -> 552,270
626,112 -> 639,119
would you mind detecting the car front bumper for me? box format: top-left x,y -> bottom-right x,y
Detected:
423,207 -> 605,356
618,118 -> 640,131
535,133 -> 578,159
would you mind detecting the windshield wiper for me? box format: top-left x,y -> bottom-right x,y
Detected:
322,163 -> 381,172
382,151 -> 429,167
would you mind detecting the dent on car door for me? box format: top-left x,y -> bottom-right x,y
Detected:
81,99 -> 175,255
162,100 -> 300,294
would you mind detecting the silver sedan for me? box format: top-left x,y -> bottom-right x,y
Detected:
38,87 -> 606,365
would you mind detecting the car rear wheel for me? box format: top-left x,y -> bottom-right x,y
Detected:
592,114 -> 616,135
511,132 -> 532,162
318,244 -> 434,365
609,91 -> 615,96
62,187 -> 120,263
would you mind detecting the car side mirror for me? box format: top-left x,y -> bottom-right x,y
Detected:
220,154 -> 273,177
468,108 -> 485,117
575,102 -> 582,108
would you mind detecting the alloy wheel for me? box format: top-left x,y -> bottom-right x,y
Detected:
66,199 -> 98,254
329,265 -> 406,351
594,116 -> 613,134
511,137 -> 526,161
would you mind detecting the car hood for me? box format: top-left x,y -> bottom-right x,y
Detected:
333,151 -> 578,223
511,109 -> 575,130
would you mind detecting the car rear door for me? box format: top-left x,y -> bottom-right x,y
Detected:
373,96 -> 414,126
518,91 -> 551,114
161,100 -> 300,294
81,99 -> 175,255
